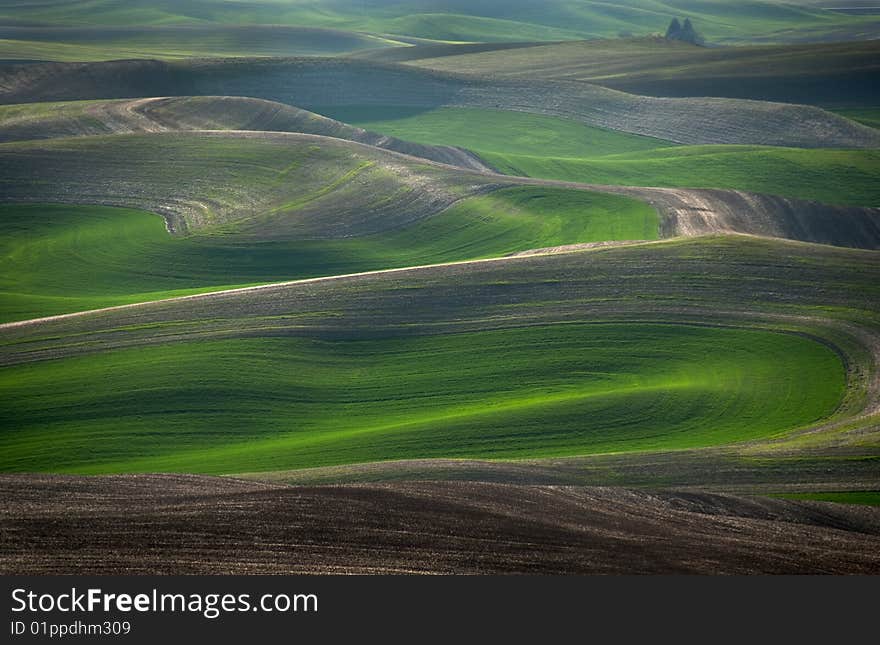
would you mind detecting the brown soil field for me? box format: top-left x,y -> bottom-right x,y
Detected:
2,475 -> 878,574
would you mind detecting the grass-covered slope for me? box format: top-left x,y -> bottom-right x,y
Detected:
2,58 -> 876,149
320,105 -> 677,157
487,146 -> 880,207
0,324 -> 844,474
0,97 -> 490,170
400,37 -> 880,107
0,131 -> 502,237
0,25 -> 400,61
0,192 -> 657,321
333,105 -> 880,207
0,0 -> 877,45
2,236 -> 877,475
1,129 -> 877,276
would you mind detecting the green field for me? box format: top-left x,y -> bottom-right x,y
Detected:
772,491 -> 880,506
0,0 -> 877,501
0,192 -> 657,321
0,323 -> 845,474
319,106 -> 677,158
0,26 -> 399,61
833,108 -> 880,130
486,146 -> 880,207
1,0 -> 876,49
0,0 -> 877,576
4,58 -> 874,149
333,106 -> 880,206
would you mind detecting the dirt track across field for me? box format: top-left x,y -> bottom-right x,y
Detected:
2,475 -> 878,574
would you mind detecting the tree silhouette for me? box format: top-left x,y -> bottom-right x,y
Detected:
665,17 -> 682,40
665,17 -> 705,45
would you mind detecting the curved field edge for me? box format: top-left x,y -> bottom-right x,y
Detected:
317,104 -> 678,159
0,97 -> 491,171
0,191 -> 657,322
0,132 -> 877,267
6,99 -> 877,209
1,58 -> 876,149
328,105 -> 880,208
2,236 -> 877,477
483,146 -> 880,208
0,322 -> 848,474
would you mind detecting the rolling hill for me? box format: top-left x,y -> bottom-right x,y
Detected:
0,0 -> 877,46
2,128 -> 879,321
0,0 -> 878,577
394,37 -> 880,107
3,130 -> 876,246
326,105 -> 880,206
0,321 -> 844,473
0,131 -> 502,238
0,25 -> 401,61
1,235 -> 877,477
0,96 -> 490,170
2,58 -> 877,149
0,188 -> 657,322
484,146 -> 880,207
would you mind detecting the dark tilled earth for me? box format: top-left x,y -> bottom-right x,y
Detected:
1,474 -> 878,574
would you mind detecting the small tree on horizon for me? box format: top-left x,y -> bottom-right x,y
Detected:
665,17 -> 682,40
665,17 -> 705,46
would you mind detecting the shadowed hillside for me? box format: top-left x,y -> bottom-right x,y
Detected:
1,132 -> 877,251
2,237 -> 877,475
0,131 -> 501,237
396,37 -> 880,107
2,58 -> 877,148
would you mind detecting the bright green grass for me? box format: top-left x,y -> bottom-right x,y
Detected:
328,105 -> 880,206
316,106 -> 676,158
0,323 -> 845,474
485,146 -> 880,207
771,491 -> 880,506
0,193 -> 656,321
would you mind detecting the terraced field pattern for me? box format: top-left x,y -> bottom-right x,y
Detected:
1,0 -> 879,574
